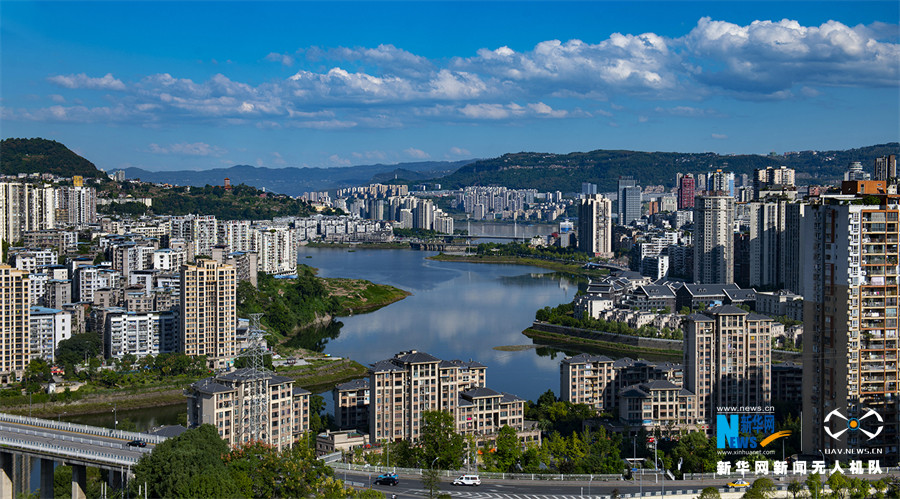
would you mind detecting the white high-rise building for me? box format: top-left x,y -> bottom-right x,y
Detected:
29,306 -> 71,364
170,215 -> 218,258
105,310 -> 176,359
218,220 -> 253,253
58,186 -> 97,226
693,194 -> 734,284
251,226 -> 297,275
577,194 -> 613,258
0,182 -> 57,245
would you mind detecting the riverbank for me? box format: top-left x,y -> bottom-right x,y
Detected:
2,358 -> 368,418
525,323 -> 803,363
524,328 -> 683,359
305,241 -> 410,249
429,253 -> 609,278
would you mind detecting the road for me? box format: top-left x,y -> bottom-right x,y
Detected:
0,419 -> 153,465
335,469 -> 744,498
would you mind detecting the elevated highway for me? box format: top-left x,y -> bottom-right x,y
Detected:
0,413 -> 165,499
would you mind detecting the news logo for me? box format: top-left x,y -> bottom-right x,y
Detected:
824,408 -> 883,441
716,410 -> 790,450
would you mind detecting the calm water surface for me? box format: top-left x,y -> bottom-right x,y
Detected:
301,246 -> 577,402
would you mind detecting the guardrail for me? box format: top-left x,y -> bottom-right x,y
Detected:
0,434 -> 139,467
327,462 -> 622,481
0,424 -> 154,453
0,412 -> 166,444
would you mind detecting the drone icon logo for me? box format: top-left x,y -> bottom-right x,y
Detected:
824,408 -> 883,440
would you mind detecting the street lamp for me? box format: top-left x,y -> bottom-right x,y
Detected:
113,403 -> 118,431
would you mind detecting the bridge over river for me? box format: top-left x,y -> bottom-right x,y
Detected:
0,412 -> 166,499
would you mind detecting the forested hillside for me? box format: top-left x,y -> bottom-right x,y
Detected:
0,138 -> 103,177
433,143 -> 899,192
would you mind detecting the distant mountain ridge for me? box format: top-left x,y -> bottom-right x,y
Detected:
123,161 -> 474,196
431,143 -> 900,193
0,138 -> 103,178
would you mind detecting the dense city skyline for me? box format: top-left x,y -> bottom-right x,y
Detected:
1,1 -> 897,173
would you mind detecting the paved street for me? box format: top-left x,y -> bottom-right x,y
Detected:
0,419 -> 153,464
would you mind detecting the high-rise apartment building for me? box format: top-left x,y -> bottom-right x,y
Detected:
577,194 -> 613,258
684,305 -> 773,425
29,306 -> 71,364
801,195 -> 900,457
617,176 -> 641,226
0,182 -> 56,246
250,226 -> 296,276
0,265 -> 30,384
693,194 -> 735,284
170,215 -> 218,258
678,174 -> 696,210
707,170 -> 735,197
105,310 -> 176,359
748,200 -> 806,292
57,186 -> 97,226
180,259 -> 236,369
875,155 -> 897,183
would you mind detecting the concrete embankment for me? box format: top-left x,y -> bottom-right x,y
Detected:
527,322 -> 801,362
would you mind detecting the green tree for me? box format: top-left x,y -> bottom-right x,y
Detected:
669,431 -> 717,476
419,410 -> 465,470
807,472 -> 824,499
225,439 -> 353,498
827,472 -> 850,499
787,480 -> 805,499
421,466 -> 442,499
483,425 -> 521,472
23,358 -> 52,386
130,424 -> 242,498
55,333 -> 102,367
698,487 -> 722,499
743,477 -> 776,499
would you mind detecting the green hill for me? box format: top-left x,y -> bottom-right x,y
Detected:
99,183 -> 329,220
433,143 -> 899,192
0,138 -> 103,178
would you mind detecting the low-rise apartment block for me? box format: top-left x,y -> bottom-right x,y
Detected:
186,367 -> 303,451
368,350 -> 523,445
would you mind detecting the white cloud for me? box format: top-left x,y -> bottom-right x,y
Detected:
711,133 -> 728,139
449,147 -> 471,156
16,18 -> 897,130
683,17 -> 899,92
48,73 -> 126,91
265,52 -> 295,66
404,147 -> 430,159
528,102 -> 567,118
148,142 -> 226,156
328,154 -> 352,167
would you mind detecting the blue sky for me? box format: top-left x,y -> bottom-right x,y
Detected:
1,1 -> 898,172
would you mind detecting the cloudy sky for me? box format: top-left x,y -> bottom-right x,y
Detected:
1,1 -> 898,172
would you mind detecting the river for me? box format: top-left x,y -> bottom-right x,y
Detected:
301,245 -> 577,403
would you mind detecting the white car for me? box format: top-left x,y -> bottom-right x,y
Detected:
452,474 -> 481,486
